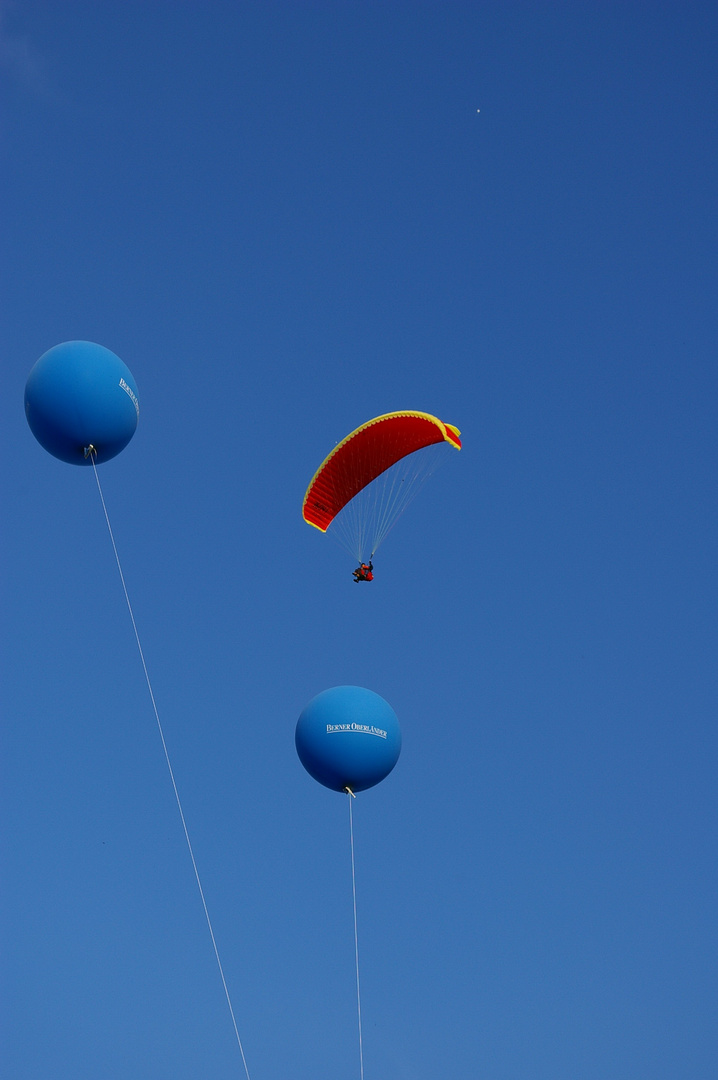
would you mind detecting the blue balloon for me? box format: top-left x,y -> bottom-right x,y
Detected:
296,686 -> 401,793
25,341 -> 139,465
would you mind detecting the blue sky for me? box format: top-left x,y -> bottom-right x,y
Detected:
2,3 -> 717,1078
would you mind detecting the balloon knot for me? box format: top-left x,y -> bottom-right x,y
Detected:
344,786 -> 356,798
84,445 -> 97,459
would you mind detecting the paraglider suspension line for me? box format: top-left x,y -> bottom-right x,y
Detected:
347,789 -> 365,1080
89,453 -> 252,1080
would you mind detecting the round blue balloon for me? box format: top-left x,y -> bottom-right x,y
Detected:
25,341 -> 139,465
296,686 -> 401,793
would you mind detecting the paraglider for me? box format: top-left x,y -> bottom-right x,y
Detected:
352,561 -> 374,582
302,410 -> 461,571
24,340 -> 139,464
295,685 -> 401,793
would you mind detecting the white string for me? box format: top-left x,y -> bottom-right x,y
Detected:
89,454 -> 251,1080
328,441 -> 454,564
347,790 -> 365,1080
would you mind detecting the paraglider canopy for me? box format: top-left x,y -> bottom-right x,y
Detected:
303,411 -> 461,533
296,686 -> 401,793
25,340 -> 139,465
302,411 -> 461,564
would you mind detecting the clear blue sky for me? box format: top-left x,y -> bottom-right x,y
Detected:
2,3 -> 717,1078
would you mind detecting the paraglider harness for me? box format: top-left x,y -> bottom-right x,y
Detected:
352,561 -> 374,583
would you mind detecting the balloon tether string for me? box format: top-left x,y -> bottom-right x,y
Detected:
89,453 -> 251,1080
346,786 -> 365,1080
